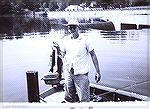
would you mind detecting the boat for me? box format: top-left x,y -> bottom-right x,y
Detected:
39,83 -> 149,103
47,17 -> 115,31
79,21 -> 115,31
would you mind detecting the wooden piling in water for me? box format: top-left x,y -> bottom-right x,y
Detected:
26,71 -> 40,102
138,24 -> 150,29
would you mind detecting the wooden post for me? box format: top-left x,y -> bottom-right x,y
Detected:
121,23 -> 137,30
138,24 -> 150,29
26,71 -> 40,102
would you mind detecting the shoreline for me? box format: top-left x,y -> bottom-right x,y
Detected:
0,6 -> 149,17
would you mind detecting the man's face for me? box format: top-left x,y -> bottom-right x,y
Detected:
68,25 -> 77,33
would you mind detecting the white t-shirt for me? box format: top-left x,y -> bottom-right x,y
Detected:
60,34 -> 94,75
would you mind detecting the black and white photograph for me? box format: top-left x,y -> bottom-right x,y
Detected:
0,0 -> 150,109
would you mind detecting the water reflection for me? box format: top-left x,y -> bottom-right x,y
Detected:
0,16 -> 116,40
0,15 -> 140,43
0,16 -> 66,37
101,30 -> 140,43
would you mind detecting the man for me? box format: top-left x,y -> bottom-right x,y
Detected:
54,19 -> 101,102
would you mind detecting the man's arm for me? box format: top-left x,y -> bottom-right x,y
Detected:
89,49 -> 101,83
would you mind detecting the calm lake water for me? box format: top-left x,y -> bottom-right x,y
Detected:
0,9 -> 150,102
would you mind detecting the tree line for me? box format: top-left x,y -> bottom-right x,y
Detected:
0,0 -> 149,15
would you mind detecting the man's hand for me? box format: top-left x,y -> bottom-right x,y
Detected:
95,72 -> 101,83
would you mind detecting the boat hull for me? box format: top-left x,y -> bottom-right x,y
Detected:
40,83 -> 149,102
79,21 -> 115,31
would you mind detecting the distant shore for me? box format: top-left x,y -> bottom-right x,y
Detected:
46,6 -> 149,19
0,6 -> 149,18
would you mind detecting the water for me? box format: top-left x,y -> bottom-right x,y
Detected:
88,29 -> 149,95
0,8 -> 150,102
